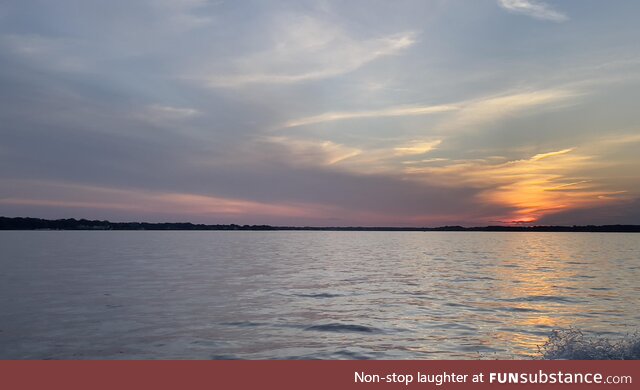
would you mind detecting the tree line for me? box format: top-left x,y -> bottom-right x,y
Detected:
1,216 -> 639,232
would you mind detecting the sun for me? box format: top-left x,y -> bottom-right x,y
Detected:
509,216 -> 538,224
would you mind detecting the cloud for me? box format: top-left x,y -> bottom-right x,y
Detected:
497,0 -> 568,22
0,175 -> 494,227
543,180 -> 591,191
261,133 -> 444,174
437,89 -> 579,133
203,15 -> 416,87
136,104 -> 200,124
263,137 -> 362,166
405,147 -> 628,223
394,140 -> 442,156
284,89 -> 576,130
0,182 -> 324,221
275,88 -> 579,179
402,158 -> 449,165
2,0 -> 640,227
324,139 -> 445,175
597,132 -> 640,146
539,197 -> 640,225
0,34 -> 89,72
284,104 -> 458,127
530,148 -> 574,161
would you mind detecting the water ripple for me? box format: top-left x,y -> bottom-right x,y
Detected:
304,323 -> 379,333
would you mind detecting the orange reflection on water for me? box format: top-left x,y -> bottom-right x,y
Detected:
485,235 -> 582,356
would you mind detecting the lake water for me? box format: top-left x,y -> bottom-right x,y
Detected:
1,231 -> 639,359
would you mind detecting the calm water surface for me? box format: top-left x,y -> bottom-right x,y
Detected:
0,231 -> 639,359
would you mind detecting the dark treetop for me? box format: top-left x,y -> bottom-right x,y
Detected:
1,216 -> 639,232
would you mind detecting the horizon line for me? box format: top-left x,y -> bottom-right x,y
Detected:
1,216 -> 639,232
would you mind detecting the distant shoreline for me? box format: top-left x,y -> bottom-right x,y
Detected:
1,216 -> 639,232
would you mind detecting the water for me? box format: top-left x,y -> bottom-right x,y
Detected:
0,231 -> 638,359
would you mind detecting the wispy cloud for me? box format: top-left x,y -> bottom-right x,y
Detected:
497,0 -> 568,22
437,89 -> 579,133
401,158 -> 450,165
394,140 -> 442,156
0,181 -> 325,220
145,104 -> 199,119
597,132 -> 640,146
264,136 -> 362,165
276,88 -> 580,180
544,180 -> 592,192
530,148 -> 574,161
0,33 -> 89,72
285,88 -> 577,130
284,104 -> 458,128
262,134 -> 445,176
203,15 -> 416,87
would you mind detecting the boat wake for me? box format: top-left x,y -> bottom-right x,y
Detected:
539,328 -> 640,360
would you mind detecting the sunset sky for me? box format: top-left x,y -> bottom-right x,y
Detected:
1,0 -> 639,226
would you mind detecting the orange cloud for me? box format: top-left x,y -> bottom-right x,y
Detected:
406,147 -> 629,223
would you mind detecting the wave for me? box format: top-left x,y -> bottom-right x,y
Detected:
502,295 -> 581,304
305,323 -> 379,333
540,328 -> 640,360
503,306 -> 541,313
220,321 -> 265,327
294,293 -> 343,298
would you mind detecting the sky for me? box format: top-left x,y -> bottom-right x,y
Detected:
1,0 -> 639,226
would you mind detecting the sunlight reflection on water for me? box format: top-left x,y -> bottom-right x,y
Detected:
0,231 -> 638,359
